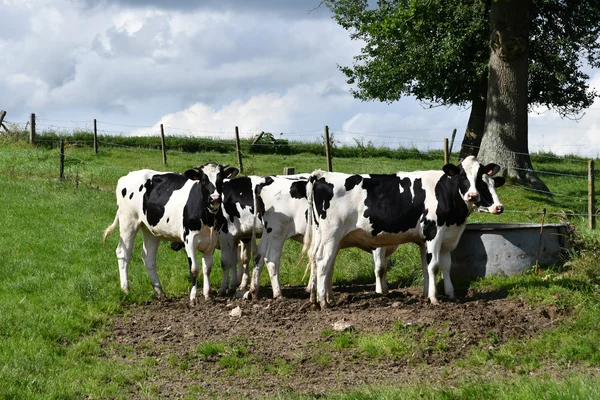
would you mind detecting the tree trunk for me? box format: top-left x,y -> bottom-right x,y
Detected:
458,80 -> 487,161
477,0 -> 550,193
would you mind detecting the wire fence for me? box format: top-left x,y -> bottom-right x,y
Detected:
1,115 -> 598,226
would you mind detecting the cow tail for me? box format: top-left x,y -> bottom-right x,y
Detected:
251,178 -> 263,250
103,210 -> 119,247
300,170 -> 322,273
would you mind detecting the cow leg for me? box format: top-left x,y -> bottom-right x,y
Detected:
184,243 -> 201,306
419,244 -> 429,299
315,241 -> 339,309
440,251 -> 455,300
237,239 -> 253,291
425,239 -> 443,305
250,232 -> 272,300
308,259 -> 318,305
219,234 -> 236,296
373,247 -> 388,295
201,252 -> 214,301
324,247 -> 342,304
115,222 -> 138,294
141,228 -> 165,299
263,236 -> 286,299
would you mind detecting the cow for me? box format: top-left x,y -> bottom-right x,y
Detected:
302,156 -> 505,309
103,163 -> 239,306
171,174 -> 309,297
249,175 -> 398,300
216,175 -> 266,295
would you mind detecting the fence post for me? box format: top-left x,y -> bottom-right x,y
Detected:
160,124 -> 167,166
324,125 -> 333,172
448,128 -> 457,157
589,159 -> 596,230
93,119 -> 98,154
59,139 -> 65,181
443,138 -> 449,165
251,131 -> 265,146
235,126 -> 244,174
283,167 -> 295,175
0,110 -> 7,132
29,113 -> 36,144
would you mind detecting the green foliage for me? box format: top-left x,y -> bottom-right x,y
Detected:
327,0 -> 600,116
265,358 -> 294,377
193,341 -> 227,359
285,375 -> 600,400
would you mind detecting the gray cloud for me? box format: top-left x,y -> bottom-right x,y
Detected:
81,0 -> 329,18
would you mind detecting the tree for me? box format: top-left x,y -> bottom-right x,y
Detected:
477,0 -> 545,189
326,0 -> 600,188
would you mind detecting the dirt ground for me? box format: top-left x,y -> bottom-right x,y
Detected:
103,285 -> 557,399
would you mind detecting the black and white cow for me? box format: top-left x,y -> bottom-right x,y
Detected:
170,173 -> 311,297
302,156 -> 505,309
250,175 -> 398,300
216,175 -> 266,295
103,163 -> 238,305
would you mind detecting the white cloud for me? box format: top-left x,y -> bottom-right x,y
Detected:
131,79 -> 356,138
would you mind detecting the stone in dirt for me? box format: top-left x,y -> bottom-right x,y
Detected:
230,306 -> 242,317
332,319 -> 354,332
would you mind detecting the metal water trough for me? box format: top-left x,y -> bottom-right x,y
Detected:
451,223 -> 571,279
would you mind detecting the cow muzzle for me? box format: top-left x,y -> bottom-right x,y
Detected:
478,204 -> 504,214
209,193 -> 221,212
465,192 -> 480,203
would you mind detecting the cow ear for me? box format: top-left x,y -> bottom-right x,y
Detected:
483,163 -> 501,176
184,169 -> 203,180
443,164 -> 460,176
224,167 -> 239,179
493,176 -> 505,188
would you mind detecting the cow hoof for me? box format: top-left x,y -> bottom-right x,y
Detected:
242,291 -> 253,301
429,298 -> 440,305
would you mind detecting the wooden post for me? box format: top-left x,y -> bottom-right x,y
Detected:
93,119 -> 98,154
160,124 -> 167,166
251,131 -> 265,146
0,110 -> 7,132
324,125 -> 333,172
283,167 -> 295,175
59,139 -> 65,181
448,128 -> 457,157
29,113 -> 36,144
235,126 -> 244,174
589,160 -> 596,230
443,138 -> 449,165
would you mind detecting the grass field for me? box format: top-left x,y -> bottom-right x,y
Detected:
1,136 -> 599,399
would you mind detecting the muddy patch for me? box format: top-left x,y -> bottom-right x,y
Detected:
103,285 -> 556,399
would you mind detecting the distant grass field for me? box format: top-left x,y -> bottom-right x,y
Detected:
1,135 -> 599,399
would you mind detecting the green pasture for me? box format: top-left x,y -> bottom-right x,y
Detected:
0,136 -> 599,399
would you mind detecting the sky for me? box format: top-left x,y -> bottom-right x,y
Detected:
1,0 -> 599,157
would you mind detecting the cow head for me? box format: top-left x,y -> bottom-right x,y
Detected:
184,163 -> 239,213
443,156 -> 505,214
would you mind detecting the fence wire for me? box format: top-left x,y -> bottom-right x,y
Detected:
4,119 -> 599,220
